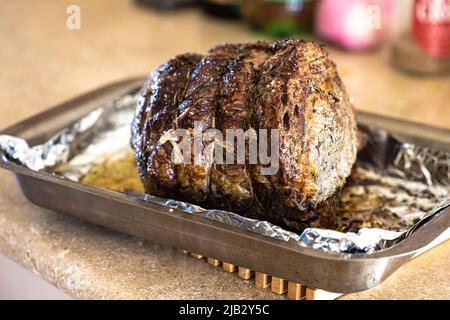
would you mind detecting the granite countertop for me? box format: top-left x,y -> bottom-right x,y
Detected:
0,0 -> 449,299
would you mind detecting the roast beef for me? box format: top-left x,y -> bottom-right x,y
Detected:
132,39 -> 358,232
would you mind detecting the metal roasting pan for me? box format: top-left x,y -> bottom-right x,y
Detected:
1,77 -> 449,293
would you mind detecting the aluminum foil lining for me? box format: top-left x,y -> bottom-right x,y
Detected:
1,93 -> 449,255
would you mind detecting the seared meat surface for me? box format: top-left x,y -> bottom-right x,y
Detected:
251,39 -> 357,230
132,39 -> 358,232
132,53 -> 203,198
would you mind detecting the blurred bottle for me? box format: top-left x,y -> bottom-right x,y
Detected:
391,0 -> 450,75
241,0 -> 317,37
200,0 -> 241,19
136,0 -> 199,10
315,0 -> 394,51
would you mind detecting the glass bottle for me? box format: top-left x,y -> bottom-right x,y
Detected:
200,0 -> 241,19
241,0 -> 317,38
391,0 -> 450,75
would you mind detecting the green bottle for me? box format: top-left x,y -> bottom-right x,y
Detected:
200,0 -> 241,19
241,0 -> 317,38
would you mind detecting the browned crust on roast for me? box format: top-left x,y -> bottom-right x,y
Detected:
209,59 -> 257,211
132,39 -> 357,232
132,53 -> 203,197
131,78 -> 153,176
207,43 -> 273,212
174,48 -> 233,204
251,39 -> 357,230
175,42 -> 275,206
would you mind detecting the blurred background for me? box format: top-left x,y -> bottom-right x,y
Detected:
0,0 -> 449,131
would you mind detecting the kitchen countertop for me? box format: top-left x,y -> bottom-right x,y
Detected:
0,0 -> 449,300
